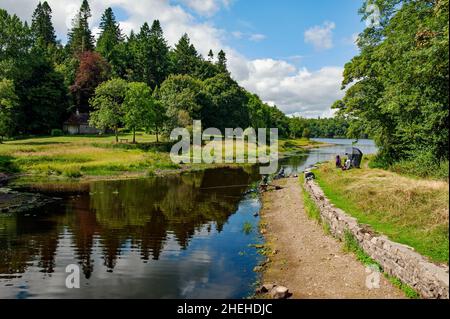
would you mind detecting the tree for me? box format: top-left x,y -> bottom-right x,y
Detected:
89,78 -> 128,142
67,0 -> 94,54
148,20 -> 170,88
96,7 -> 123,69
216,50 -> 228,73
31,1 -> 56,47
158,74 -> 204,131
202,73 -> 249,130
151,87 -> 167,143
334,0 -> 449,165
132,21 -> 170,88
302,127 -> 311,139
171,34 -> 201,76
0,79 -> 19,142
123,82 -> 155,143
22,51 -> 68,133
70,51 -> 111,112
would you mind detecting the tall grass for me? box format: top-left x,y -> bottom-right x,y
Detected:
314,162 -> 449,263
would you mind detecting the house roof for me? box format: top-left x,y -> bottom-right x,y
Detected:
64,112 -> 90,125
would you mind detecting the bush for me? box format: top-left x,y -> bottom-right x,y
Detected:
51,129 -> 63,137
390,151 -> 449,181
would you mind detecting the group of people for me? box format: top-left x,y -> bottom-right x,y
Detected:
335,155 -> 352,171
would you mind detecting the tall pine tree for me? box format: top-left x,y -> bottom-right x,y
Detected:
148,20 -> 169,88
31,1 -> 56,47
96,7 -> 123,62
67,0 -> 94,54
171,34 -> 200,76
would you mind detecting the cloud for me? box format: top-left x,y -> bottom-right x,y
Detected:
304,21 -> 336,51
249,33 -> 266,42
179,0 -> 231,17
1,0 -> 343,118
238,59 -> 344,118
232,31 -> 266,42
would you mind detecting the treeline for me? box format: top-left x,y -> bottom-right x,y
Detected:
334,0 -> 449,171
0,0 -> 352,143
0,0 -> 280,141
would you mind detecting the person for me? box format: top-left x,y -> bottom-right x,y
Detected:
335,155 -> 342,168
343,158 -> 351,170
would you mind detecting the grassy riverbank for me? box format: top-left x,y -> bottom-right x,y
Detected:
313,162 -> 449,264
0,134 -> 319,183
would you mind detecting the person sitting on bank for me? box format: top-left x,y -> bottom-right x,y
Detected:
335,155 -> 342,168
343,158 -> 351,171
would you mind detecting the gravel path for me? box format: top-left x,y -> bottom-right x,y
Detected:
260,177 -> 405,299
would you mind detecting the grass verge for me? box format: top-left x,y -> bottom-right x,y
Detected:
313,162 -> 449,264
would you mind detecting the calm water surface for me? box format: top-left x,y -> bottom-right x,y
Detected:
0,138 -> 377,299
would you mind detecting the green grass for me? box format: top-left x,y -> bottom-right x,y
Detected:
300,175 -> 322,223
313,162 -> 449,263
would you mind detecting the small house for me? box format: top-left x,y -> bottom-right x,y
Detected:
63,111 -> 102,135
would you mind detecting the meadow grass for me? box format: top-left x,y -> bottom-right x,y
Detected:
1,134 -> 319,181
313,162 -> 449,263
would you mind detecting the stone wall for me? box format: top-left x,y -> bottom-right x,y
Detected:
304,179 -> 449,299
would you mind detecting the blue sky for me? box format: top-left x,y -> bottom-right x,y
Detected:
193,0 -> 364,70
2,0 -> 368,117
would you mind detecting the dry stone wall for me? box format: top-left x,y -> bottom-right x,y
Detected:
304,179 -> 449,299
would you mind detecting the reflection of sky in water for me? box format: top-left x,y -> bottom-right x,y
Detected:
1,139 -> 376,299
0,192 -> 262,299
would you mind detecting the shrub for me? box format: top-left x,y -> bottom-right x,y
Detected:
51,129 -> 63,137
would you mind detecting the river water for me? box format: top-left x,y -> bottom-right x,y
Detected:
0,138 -> 377,299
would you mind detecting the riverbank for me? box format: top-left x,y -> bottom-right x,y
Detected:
257,177 -> 404,298
0,134 -> 323,185
313,162 -> 449,264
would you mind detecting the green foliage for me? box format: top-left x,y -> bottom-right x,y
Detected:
50,129 -> 63,137
67,0 -> 94,54
31,1 -> 56,47
96,7 -> 123,76
334,0 -> 449,165
89,78 -> 128,141
343,231 -> 378,266
170,34 -> 201,76
0,79 -> 19,141
123,82 -> 155,143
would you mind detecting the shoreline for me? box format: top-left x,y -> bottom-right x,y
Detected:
255,177 -> 404,299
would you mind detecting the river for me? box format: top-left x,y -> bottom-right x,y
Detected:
0,138 -> 377,299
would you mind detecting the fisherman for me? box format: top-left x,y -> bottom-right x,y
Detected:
335,155 -> 342,168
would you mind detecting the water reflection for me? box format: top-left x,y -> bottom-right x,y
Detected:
0,167 -> 262,299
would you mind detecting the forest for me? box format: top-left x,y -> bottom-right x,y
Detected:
0,0 -> 349,144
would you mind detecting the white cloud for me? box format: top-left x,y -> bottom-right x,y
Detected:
304,21 -> 336,51
179,0 -> 231,17
239,59 -> 344,118
248,33 -> 266,42
1,0 -> 343,118
232,31 -> 266,42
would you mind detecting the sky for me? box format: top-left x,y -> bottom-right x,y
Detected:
0,0 -> 366,118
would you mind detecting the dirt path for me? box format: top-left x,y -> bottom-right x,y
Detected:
259,177 -> 405,299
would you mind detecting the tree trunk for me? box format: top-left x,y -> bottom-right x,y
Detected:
115,127 -> 118,143
133,127 -> 136,144
155,126 -> 159,143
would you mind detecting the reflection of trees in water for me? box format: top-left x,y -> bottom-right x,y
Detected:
0,211 -> 61,275
0,167 -> 260,277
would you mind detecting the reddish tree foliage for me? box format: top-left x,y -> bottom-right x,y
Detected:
70,51 -> 111,112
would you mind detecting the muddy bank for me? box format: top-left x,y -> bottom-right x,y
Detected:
256,177 -> 404,299
0,187 -> 59,214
